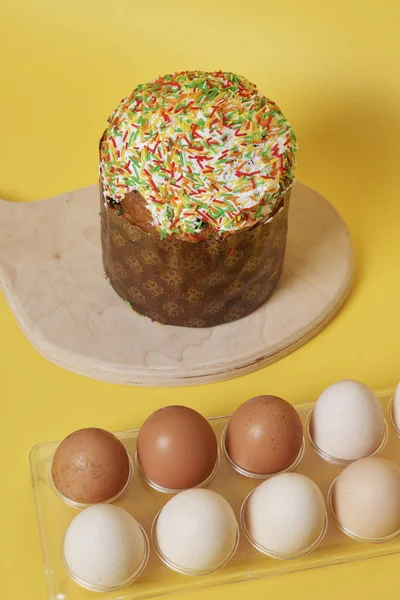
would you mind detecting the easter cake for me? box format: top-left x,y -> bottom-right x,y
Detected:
99,71 -> 297,327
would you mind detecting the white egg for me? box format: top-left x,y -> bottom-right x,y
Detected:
310,380 -> 385,461
392,382 -> 400,432
155,488 -> 238,572
245,473 -> 326,555
63,504 -> 147,590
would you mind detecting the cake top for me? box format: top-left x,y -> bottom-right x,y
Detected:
100,71 -> 297,239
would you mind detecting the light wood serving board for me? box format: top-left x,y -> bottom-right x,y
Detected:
0,182 -> 353,387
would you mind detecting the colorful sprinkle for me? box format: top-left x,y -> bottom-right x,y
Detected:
100,71 -> 297,238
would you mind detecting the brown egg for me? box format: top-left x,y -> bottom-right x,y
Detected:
225,395 -> 303,475
137,406 -> 218,490
332,457 -> 400,540
51,428 -> 130,505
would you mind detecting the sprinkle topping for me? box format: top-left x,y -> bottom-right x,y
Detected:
100,71 -> 297,238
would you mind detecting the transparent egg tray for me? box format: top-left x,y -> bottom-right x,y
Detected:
30,388 -> 400,600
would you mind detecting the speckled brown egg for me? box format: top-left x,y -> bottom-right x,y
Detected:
51,428 -> 130,505
225,395 -> 303,475
137,406 -> 218,491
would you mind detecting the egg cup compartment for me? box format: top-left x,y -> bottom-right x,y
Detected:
240,488 -> 328,559
327,477 -> 400,545
135,448 -> 221,495
305,409 -> 389,467
221,424 -> 305,480
31,388 -> 400,600
388,395 -> 400,438
61,521 -> 150,592
48,452 -> 134,510
151,508 -> 240,576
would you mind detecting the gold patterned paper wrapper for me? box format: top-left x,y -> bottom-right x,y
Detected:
101,191 -> 290,328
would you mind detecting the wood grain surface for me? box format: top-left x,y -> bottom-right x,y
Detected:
0,182 -> 353,386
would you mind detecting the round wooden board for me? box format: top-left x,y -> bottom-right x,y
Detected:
0,182 -> 353,387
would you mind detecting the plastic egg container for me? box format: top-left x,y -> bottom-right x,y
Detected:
30,383 -> 400,600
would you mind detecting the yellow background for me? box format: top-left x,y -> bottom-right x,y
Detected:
1,0 -> 400,597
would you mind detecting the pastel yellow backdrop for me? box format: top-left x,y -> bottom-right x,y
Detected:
1,0 -> 400,597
